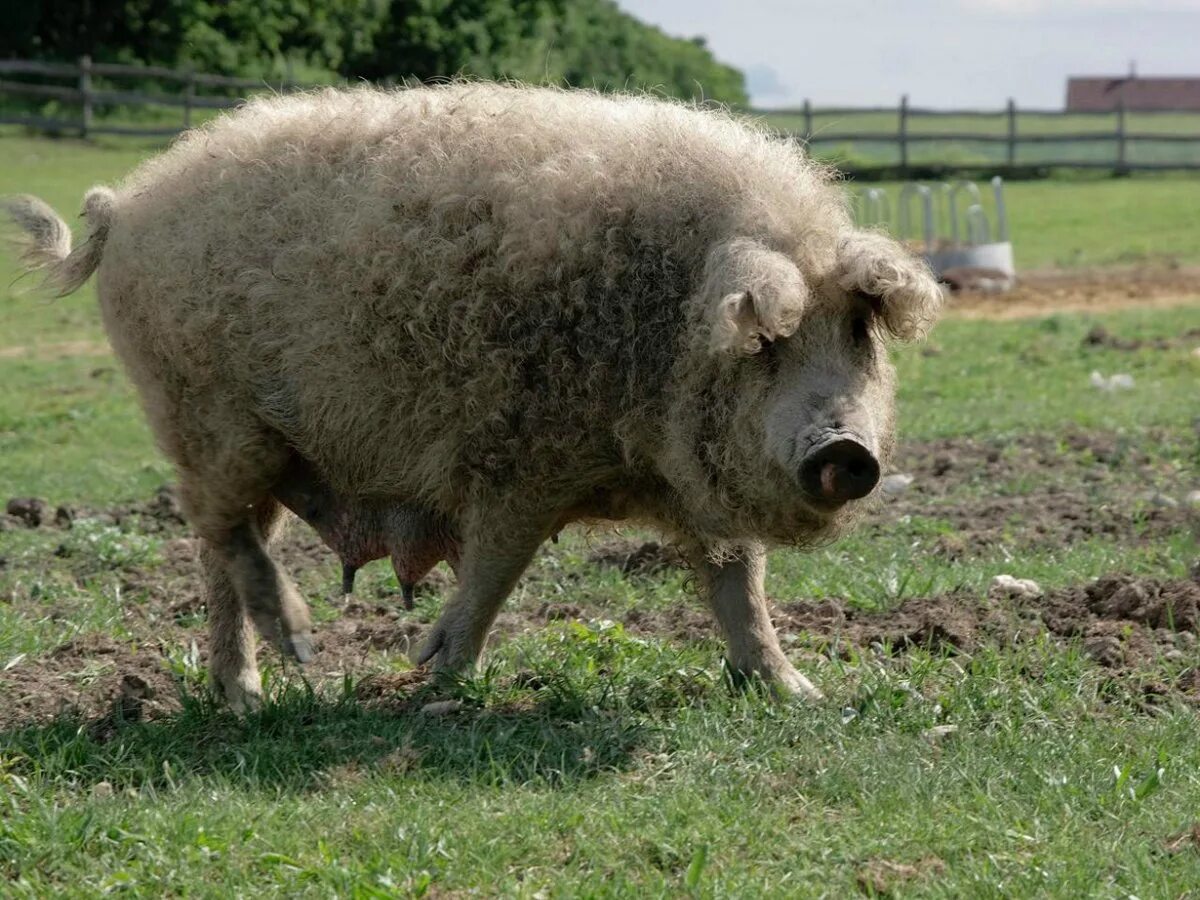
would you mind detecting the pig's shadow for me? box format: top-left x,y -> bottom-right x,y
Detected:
0,688 -> 650,793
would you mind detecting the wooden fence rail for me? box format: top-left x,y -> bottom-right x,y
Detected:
0,55 -> 306,135
2,58 -> 1199,173
771,92 -> 1200,172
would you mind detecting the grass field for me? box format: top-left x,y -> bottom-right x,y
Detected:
2,136 -> 1200,896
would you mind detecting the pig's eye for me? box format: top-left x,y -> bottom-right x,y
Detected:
851,316 -> 871,346
757,336 -> 781,374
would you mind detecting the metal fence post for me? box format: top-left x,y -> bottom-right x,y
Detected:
898,94 -> 909,174
1116,100 -> 1128,173
802,98 -> 812,142
79,54 -> 92,138
1006,98 -> 1017,167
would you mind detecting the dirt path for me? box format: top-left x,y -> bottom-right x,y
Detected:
948,267 -> 1200,319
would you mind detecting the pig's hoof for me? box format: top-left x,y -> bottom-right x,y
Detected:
725,660 -> 824,702
212,670 -> 263,716
283,631 -> 315,664
772,666 -> 824,702
414,623 -> 478,672
414,627 -> 443,666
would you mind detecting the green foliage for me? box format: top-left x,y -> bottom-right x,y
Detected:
3,0 -> 388,81
5,0 -> 747,104
352,0 -> 746,103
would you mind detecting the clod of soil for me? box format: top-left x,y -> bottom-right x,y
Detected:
772,574 -> 1200,676
6,497 -> 49,528
1082,323 -> 1200,352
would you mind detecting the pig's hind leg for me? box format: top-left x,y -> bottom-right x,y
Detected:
196,496 -> 312,712
415,509 -> 548,671
179,439 -> 315,711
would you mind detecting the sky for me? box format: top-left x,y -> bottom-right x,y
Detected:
617,0 -> 1200,109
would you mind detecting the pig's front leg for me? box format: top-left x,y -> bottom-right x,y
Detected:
684,541 -> 823,701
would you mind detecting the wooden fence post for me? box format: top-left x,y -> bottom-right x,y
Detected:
1116,100 -> 1128,173
79,54 -> 93,138
802,98 -> 812,142
1006,98 -> 1017,167
183,67 -> 196,129
898,94 -> 909,174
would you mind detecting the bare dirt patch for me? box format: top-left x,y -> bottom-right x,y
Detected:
6,562 -> 1199,732
587,538 -> 685,576
876,430 -> 1199,555
2,431 -> 1197,732
0,634 -> 184,730
1080,323 -> 1200,352
0,339 -> 113,360
623,574 -> 1200,703
857,856 -> 946,896
773,575 -> 1200,671
948,267 -> 1200,320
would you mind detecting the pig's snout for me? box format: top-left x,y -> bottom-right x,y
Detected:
799,436 -> 880,504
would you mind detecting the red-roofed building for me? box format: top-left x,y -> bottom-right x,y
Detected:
1066,76 -> 1200,112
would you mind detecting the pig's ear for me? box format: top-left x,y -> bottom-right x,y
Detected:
705,239 -> 809,355
836,230 -> 943,341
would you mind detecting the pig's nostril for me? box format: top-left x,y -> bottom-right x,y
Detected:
800,438 -> 881,503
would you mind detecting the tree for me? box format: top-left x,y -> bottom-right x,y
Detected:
3,0 -> 747,105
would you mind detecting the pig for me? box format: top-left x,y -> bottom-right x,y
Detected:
4,83 -> 942,711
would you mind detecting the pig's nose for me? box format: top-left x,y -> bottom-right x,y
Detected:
799,438 -> 881,503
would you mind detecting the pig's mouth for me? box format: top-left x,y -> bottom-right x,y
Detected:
795,430 -> 882,509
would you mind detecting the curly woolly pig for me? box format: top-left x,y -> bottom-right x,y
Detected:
5,83 -> 942,712
271,453 -> 459,607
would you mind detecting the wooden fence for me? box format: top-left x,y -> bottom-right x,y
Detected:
767,94 -> 1200,173
2,58 -> 1199,173
0,56 -> 305,137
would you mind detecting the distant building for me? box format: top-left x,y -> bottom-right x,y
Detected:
1066,75 -> 1200,112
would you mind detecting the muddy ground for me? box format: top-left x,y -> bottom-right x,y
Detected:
2,426 -> 1198,731
873,429 -> 1199,557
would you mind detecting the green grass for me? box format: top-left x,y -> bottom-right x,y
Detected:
897,306 -> 1200,435
3,627 -> 1200,896
2,133 -> 1200,897
2,637 -> 1198,896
